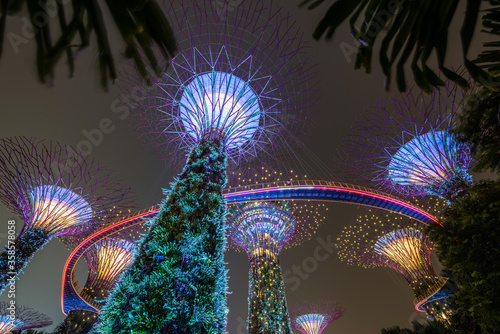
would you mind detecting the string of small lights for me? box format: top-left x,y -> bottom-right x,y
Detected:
337,209 -> 453,322
226,169 -> 328,333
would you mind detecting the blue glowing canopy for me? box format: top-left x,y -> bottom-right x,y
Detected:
179,71 -> 261,148
388,131 -> 461,187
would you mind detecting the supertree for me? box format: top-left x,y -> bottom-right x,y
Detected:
93,1 -> 315,333
226,199 -> 327,333
0,302 -> 52,333
65,237 -> 137,332
0,136 -> 135,294
340,79 -> 474,202
289,301 -> 345,334
80,237 -> 136,303
336,212 -> 453,323
56,225 -> 145,334
52,309 -> 98,334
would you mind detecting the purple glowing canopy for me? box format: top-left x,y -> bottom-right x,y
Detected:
289,301 -> 345,334
226,200 -> 327,257
179,70 -> 262,149
123,0 -> 316,164
340,79 -> 474,201
228,202 -> 295,258
386,130 -> 472,200
388,131 -> 459,185
0,137 -> 136,238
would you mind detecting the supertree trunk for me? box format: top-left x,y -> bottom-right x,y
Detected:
53,309 -> 97,334
0,228 -> 50,294
93,138 -> 228,333
248,255 -> 292,334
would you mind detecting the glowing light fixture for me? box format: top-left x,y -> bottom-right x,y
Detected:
95,242 -> 134,283
374,230 -> 424,273
295,314 -> 325,334
29,185 -> 92,234
179,71 -> 261,148
388,131 -> 460,186
290,301 -> 345,334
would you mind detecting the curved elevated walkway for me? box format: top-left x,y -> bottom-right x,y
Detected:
62,180 -> 439,314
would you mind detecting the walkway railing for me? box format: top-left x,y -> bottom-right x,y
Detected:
414,277 -> 449,310
62,180 -> 439,314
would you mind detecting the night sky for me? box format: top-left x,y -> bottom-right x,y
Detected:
0,1 -> 489,333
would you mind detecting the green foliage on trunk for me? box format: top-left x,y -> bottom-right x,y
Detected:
0,228 -> 50,295
427,180 -> 500,334
91,139 -> 229,334
248,256 -> 292,334
52,309 -> 97,334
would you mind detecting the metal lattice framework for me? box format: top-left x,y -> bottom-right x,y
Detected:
123,0 -> 316,164
0,136 -> 136,238
226,200 -> 327,333
0,302 -> 52,333
80,238 -> 136,302
289,301 -> 345,334
341,79 -> 474,201
337,212 -> 452,321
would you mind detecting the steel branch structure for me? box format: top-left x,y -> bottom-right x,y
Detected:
0,301 -> 52,333
289,301 -> 345,334
337,213 -> 452,322
124,0 -> 316,165
0,136 -> 135,293
227,200 -> 326,333
341,80 -> 474,201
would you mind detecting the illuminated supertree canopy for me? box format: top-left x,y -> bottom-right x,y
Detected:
226,199 -> 327,333
124,0 -> 315,164
0,136 -> 135,294
57,222 -> 147,332
289,301 -> 345,334
94,1 -> 315,333
61,238 -> 136,332
340,79 -> 474,201
337,212 -> 452,322
82,237 -> 136,302
0,301 -> 52,333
